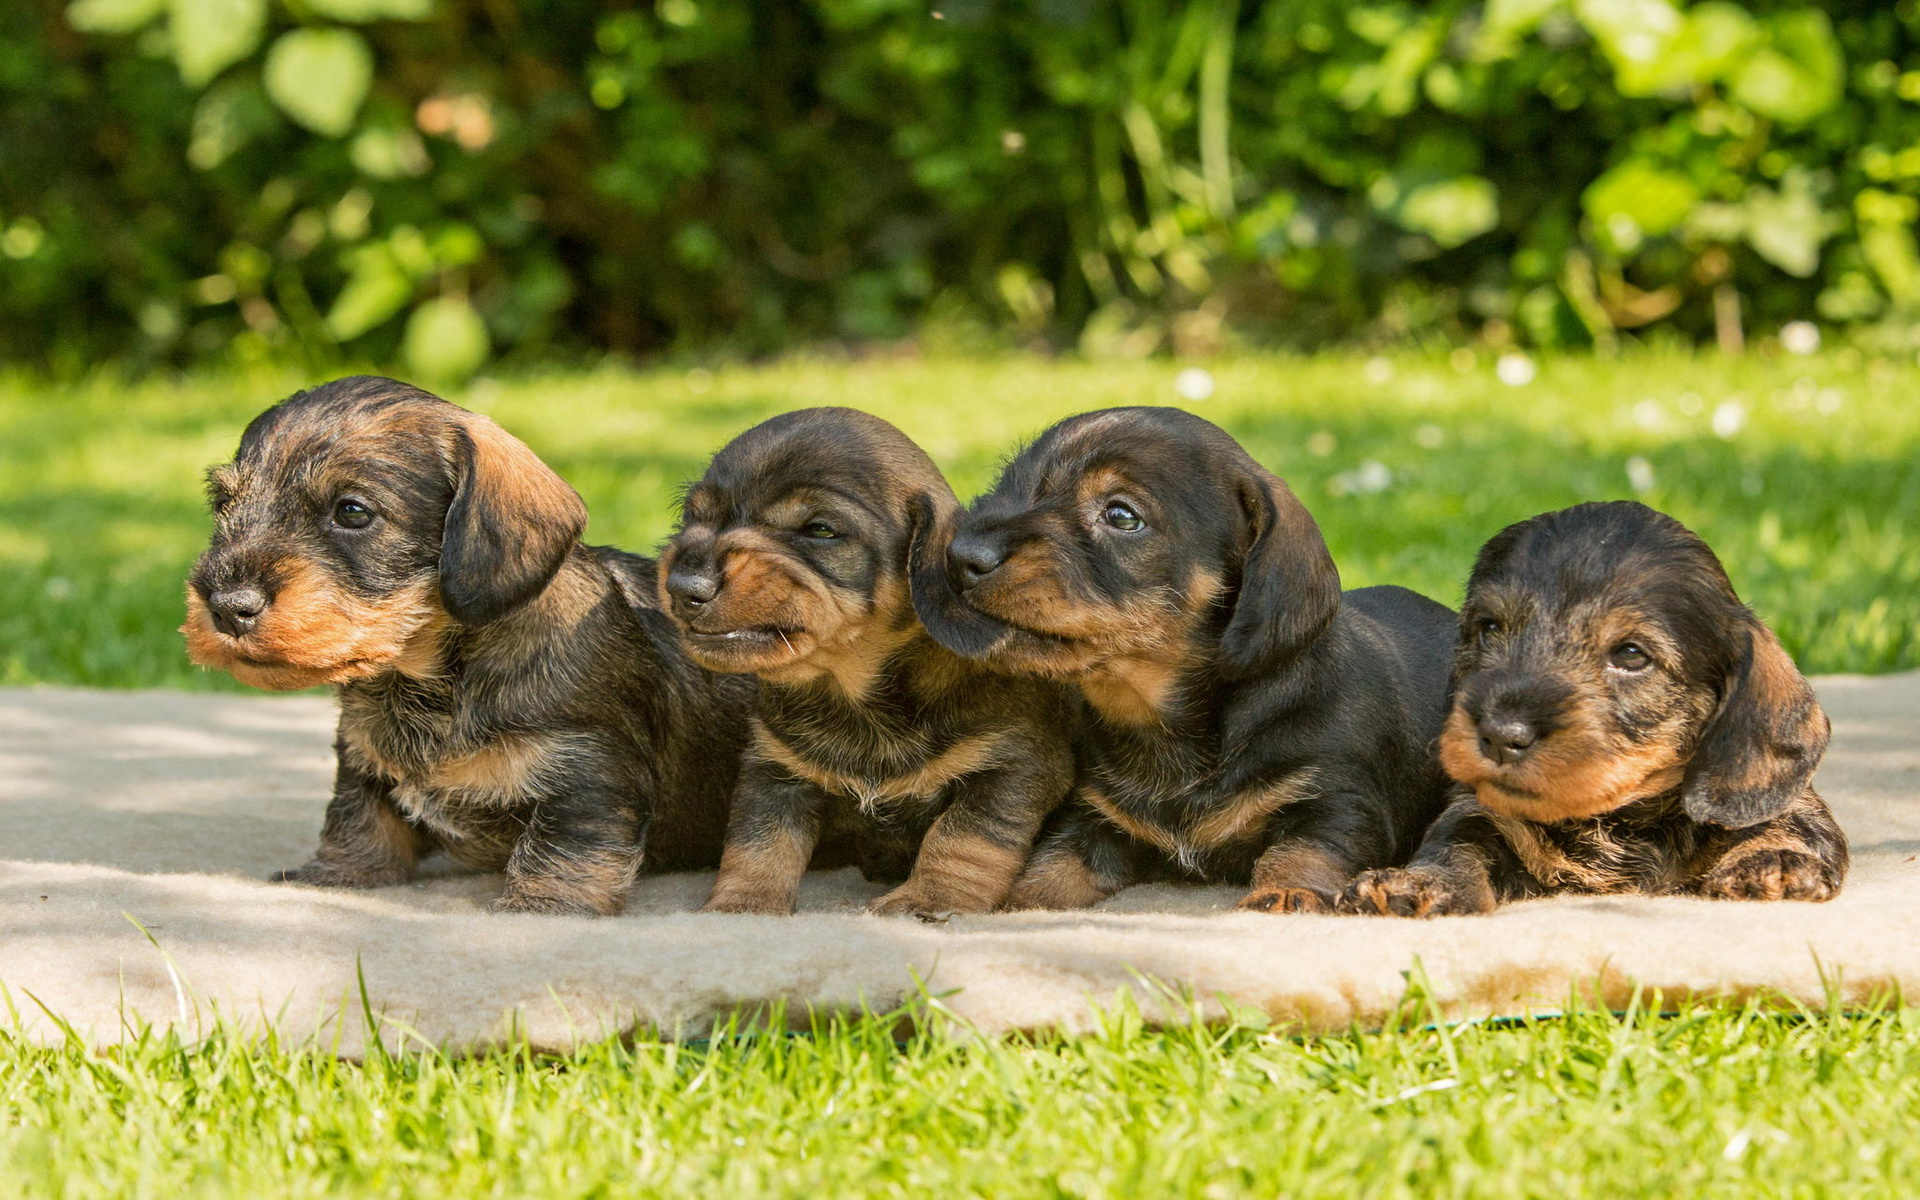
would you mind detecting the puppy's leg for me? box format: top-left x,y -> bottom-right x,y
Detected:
1336,792 -> 1531,917
273,745 -> 429,888
703,760 -> 824,915
1001,799 -> 1146,911
869,754 -> 1065,917
1236,791 -> 1391,914
1694,789 -> 1848,902
493,767 -> 645,917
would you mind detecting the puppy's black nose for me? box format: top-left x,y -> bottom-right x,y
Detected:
948,534 -> 1006,588
208,588 -> 267,638
666,570 -> 720,608
1478,715 -> 1539,766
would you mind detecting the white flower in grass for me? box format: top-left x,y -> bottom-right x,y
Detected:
1625,456 -> 1656,494
1329,460 -> 1393,496
1174,367 -> 1215,401
1495,352 -> 1536,386
1363,357 -> 1394,384
1712,401 -> 1746,439
1780,321 -> 1820,355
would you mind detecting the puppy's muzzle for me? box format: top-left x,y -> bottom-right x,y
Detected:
205,587 -> 269,638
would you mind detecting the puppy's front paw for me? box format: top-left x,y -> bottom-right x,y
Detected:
269,860 -> 410,889
1338,867 -> 1492,917
489,890 -> 610,917
1699,847 -> 1842,903
1236,885 -> 1335,914
868,882 -> 978,920
701,890 -> 796,916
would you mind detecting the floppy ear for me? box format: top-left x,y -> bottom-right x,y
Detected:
1216,471 -> 1342,679
906,493 -> 1012,658
439,414 -> 588,626
1681,620 -> 1829,828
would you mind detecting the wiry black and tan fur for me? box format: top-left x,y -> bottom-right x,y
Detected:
184,376 -> 754,915
660,408 -> 1076,917
912,407 -> 1459,913
1339,501 -> 1848,917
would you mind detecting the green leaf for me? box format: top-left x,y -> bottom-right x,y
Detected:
169,0 -> 264,87
303,0 -> 431,20
325,246 -> 413,341
1574,0 -> 1689,96
66,0 -> 166,35
1481,0 -> 1563,39
1730,11 -> 1843,126
1582,160 -> 1699,252
1397,177 -> 1500,248
403,296 -> 490,381
264,29 -> 373,137
187,78 -> 278,170
1743,184 -> 1826,278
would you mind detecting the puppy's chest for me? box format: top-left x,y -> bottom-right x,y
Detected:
339,680 -> 565,824
1086,739 -> 1313,865
756,702 -> 999,814
1488,808 -> 1698,893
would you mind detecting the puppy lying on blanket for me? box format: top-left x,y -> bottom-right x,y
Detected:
1340,501 -> 1848,917
912,407 -> 1458,913
184,376 -> 754,915
660,407 -> 1076,917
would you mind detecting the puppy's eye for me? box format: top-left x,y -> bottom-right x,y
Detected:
1474,617 -> 1501,644
332,499 -> 375,530
800,521 -> 839,540
1609,643 -> 1652,672
1102,502 -> 1145,532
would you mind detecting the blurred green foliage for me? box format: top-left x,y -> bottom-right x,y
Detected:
5,0 -> 1920,375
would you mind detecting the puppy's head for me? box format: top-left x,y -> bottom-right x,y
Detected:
660,407 -> 955,684
183,376 -> 586,691
1441,500 -> 1827,827
910,407 -> 1341,689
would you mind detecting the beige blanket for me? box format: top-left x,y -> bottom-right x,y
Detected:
3,679 -> 1916,1051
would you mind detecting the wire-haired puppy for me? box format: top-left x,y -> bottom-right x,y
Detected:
1339,501 -> 1847,917
659,408 -> 1076,917
184,376 -> 754,915
911,406 -> 1458,913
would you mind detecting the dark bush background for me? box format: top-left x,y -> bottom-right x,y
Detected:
4,0 -> 1917,377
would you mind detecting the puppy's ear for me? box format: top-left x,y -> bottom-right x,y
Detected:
1682,620 -> 1829,827
440,414 -> 588,626
1217,471 -> 1341,679
907,493 -> 1011,658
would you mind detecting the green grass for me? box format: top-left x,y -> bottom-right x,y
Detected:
4,349 -> 1918,689
4,995 -> 1918,1198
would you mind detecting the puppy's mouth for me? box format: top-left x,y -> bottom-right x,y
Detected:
679,623 -> 818,672
1437,703 -> 1682,823
684,626 -> 805,651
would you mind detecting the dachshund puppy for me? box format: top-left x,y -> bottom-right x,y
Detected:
660,408 -> 1075,917
911,407 -> 1458,913
184,376 -> 754,915
1339,501 -> 1848,917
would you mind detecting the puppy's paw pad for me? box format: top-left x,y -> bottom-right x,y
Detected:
1236,886 -> 1334,915
1337,869 -> 1482,918
1701,848 -> 1841,903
